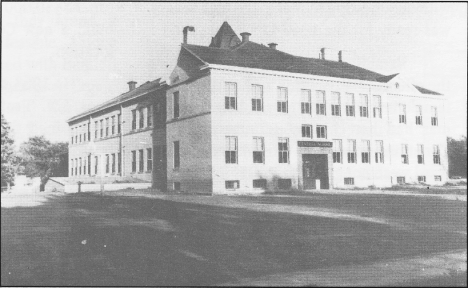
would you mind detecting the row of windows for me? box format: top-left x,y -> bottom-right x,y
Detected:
398,104 -> 438,126
131,106 -> 153,131
172,178 -> 291,191
343,175 -> 442,186
131,148 -> 153,173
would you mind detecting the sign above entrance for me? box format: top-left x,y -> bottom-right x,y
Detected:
298,141 -> 333,148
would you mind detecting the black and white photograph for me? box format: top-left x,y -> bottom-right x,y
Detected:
1,2 -> 467,286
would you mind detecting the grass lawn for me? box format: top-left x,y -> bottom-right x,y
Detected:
1,192 -> 466,286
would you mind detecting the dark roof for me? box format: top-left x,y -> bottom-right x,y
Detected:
67,78 -> 164,123
413,85 -> 441,95
375,73 -> 399,83
209,21 -> 241,49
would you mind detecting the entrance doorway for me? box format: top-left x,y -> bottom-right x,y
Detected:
302,154 -> 329,189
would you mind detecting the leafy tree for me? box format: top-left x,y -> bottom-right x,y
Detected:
19,136 -> 68,186
447,136 -> 467,177
1,114 -> 16,187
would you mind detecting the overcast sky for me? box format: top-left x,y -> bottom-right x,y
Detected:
2,3 -> 467,146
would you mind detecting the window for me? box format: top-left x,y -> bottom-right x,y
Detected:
95,121 -> 98,139
225,83 -> 237,110
373,95 -> 382,118
117,114 -> 121,133
347,140 -> 356,163
375,140 -> 384,163
345,93 -> 355,116
433,145 -> 440,164
71,128 -> 74,144
302,125 -> 312,138
88,155 -> 91,175
316,90 -> 326,115
251,85 -> 263,111
253,137 -> 264,164
139,149 -> 144,172
147,148 -> 152,172
399,104 -> 406,124
173,141 -> 180,168
105,118 -> 109,136
79,127 -> 82,143
132,110 -> 137,130
105,155 -> 109,173
415,105 -> 423,125
417,144 -> 424,164
301,89 -> 311,114
173,182 -> 181,191
431,107 -> 438,126
111,116 -> 115,135
147,105 -> 153,127
418,176 -> 426,183
359,94 -> 368,117
316,125 -> 327,139
278,138 -> 289,163
75,128 -> 78,144
83,124 -> 87,141
278,179 -> 292,190
331,92 -> 341,116
397,177 -> 405,184
277,87 -> 288,113
88,123 -> 90,141
75,158 -> 78,175
79,158 -> 82,175
253,179 -> 267,189
434,175 -> 442,182
95,156 -> 98,175
84,158 -> 87,175
173,91 -> 180,118
401,144 -> 409,164
132,151 -> 136,172
225,136 -> 238,164
361,140 -> 370,164
118,153 -> 121,173
225,180 -> 239,190
139,108 -> 144,129
333,139 -> 342,163
71,159 -> 74,175
100,119 -> 104,137
344,178 -> 354,185
111,154 -> 116,173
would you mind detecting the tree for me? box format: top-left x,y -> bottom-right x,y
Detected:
1,114 -> 16,187
19,136 -> 68,187
447,136 -> 467,177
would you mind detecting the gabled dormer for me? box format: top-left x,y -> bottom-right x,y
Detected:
376,73 -> 442,96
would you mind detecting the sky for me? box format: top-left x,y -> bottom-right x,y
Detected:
2,3 -> 467,147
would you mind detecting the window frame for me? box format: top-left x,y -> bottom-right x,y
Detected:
253,136 -> 265,164
173,141 -> 180,169
302,124 -> 313,139
147,148 -> 152,172
333,139 -> 342,164
225,136 -> 238,164
359,94 -> 368,118
251,84 -> 263,112
315,90 -> 326,115
277,87 -> 288,113
347,140 -> 357,164
331,92 -> 341,116
301,89 -> 311,114
401,144 -> 409,164
173,91 -> 180,118
278,137 -> 289,164
345,93 -> 355,117
225,82 -> 237,110
316,125 -> 327,139
361,140 -> 370,164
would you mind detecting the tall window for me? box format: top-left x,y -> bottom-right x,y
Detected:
359,94 -> 368,117
225,82 -> 237,110
278,138 -> 289,163
139,149 -> 144,172
100,120 -> 103,137
94,121 -> 98,139
277,87 -> 288,113
375,140 -> 384,163
83,158 -> 86,175
401,144 -> 409,164
79,158 -> 82,175
112,153 -> 116,173
173,91 -> 180,118
88,155 -> 91,175
71,159 -> 74,175
173,141 -> 180,168
117,114 -> 121,133
301,89 -> 311,114
251,85 -> 263,111
118,152 -> 121,173
433,145 -> 440,164
345,93 -> 355,116
417,144 -> 424,164
139,108 -> 144,129
106,118 -> 109,136
147,105 -> 153,127
253,137 -> 264,164
225,136 -> 238,164
95,156 -> 98,175
431,107 -> 438,126
399,104 -> 406,124
373,95 -> 382,118
75,158 -> 78,175
333,139 -> 342,163
361,140 -> 370,163
147,148 -> 152,172
415,105 -> 423,125
316,125 -> 327,139
347,140 -> 356,164
83,124 -> 87,142
132,109 -> 137,130
79,126 -> 82,143
131,151 -> 136,172
111,116 -> 115,135
105,155 -> 109,173
316,90 -> 326,115
75,128 -> 78,143
302,125 -> 312,138
71,128 -> 74,144
88,123 -> 90,140
331,92 -> 341,116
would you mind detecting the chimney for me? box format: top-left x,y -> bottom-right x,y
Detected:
240,32 -> 251,43
183,26 -> 195,44
320,48 -> 326,60
338,50 -> 343,62
268,43 -> 278,50
127,81 -> 137,91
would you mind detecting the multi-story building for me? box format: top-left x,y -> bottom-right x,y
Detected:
68,22 -> 448,194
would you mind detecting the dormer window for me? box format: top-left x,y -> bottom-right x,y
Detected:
395,83 -> 399,89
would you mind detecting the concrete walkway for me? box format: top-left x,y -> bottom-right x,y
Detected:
314,189 -> 467,201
